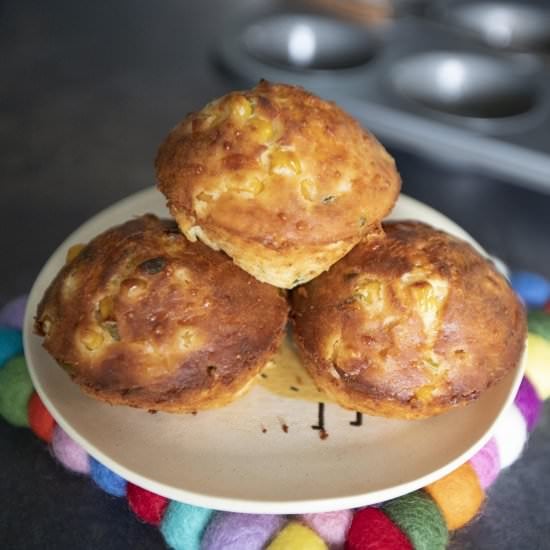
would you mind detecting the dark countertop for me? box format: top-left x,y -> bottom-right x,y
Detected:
2,1 -> 550,548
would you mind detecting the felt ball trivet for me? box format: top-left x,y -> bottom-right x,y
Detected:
1,271 -> 550,550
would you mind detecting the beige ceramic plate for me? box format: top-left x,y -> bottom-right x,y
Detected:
23,187 -> 524,514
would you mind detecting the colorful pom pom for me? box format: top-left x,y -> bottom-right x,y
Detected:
266,521 -> 327,550
0,327 -> 23,368
525,333 -> 550,399
0,355 -> 34,427
424,463 -> 485,530
528,310 -> 550,342
0,295 -> 27,330
345,507 -> 413,550
51,425 -> 90,474
201,512 -> 285,550
300,510 -> 353,548
28,391 -> 55,442
493,404 -> 528,469
469,438 -> 501,490
90,457 -> 127,497
160,501 -> 214,550
511,271 -> 550,307
383,491 -> 448,550
127,484 -> 169,526
514,377 -> 542,431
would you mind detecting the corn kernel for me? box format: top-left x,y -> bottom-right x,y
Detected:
196,191 -> 214,203
425,356 -> 440,370
233,177 -> 264,196
300,179 -> 317,201
41,316 -> 53,335
415,384 -> 435,402
122,278 -> 147,299
98,296 -> 114,321
178,328 -> 196,350
410,281 -> 436,313
66,244 -> 85,264
81,329 -> 104,351
252,117 -> 274,142
228,95 -> 253,121
270,149 -> 301,176
356,280 -> 382,306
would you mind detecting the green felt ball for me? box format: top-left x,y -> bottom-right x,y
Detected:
0,355 -> 34,427
528,310 -> 550,342
382,490 -> 448,550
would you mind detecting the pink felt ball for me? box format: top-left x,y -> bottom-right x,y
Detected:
51,425 -> 90,474
469,438 -> 500,490
300,510 -> 353,548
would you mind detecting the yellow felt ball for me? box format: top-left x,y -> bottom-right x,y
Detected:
267,522 -> 327,550
526,333 -> 550,399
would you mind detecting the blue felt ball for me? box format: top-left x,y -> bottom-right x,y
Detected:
511,271 -> 550,307
90,457 -> 127,497
160,501 -> 214,550
0,327 -> 23,369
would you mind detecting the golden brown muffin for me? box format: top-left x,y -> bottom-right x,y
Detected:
35,214 -> 288,412
155,81 -> 401,288
290,221 -> 526,419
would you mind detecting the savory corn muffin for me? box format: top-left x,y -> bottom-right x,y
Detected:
291,221 -> 526,419
155,81 -> 401,288
35,214 -> 288,412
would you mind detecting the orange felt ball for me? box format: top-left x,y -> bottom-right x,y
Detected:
425,463 -> 485,531
28,392 -> 55,443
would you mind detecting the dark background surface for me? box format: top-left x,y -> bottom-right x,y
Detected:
1,1 -> 550,547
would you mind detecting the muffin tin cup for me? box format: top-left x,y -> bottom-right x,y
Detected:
218,12 -> 386,89
433,1 -> 550,53
217,5 -> 550,193
385,50 -> 543,132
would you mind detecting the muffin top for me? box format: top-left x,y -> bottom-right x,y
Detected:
155,81 -> 400,250
35,215 -> 288,400
291,221 -> 526,416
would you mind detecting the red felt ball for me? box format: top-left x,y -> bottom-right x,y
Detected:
27,392 -> 55,443
544,301 -> 550,314
346,507 -> 413,550
127,483 -> 169,526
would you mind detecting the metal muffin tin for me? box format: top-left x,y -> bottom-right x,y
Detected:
218,1 -> 550,193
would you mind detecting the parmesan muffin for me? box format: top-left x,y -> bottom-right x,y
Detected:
291,221 -> 526,419
155,81 -> 401,288
35,215 -> 288,412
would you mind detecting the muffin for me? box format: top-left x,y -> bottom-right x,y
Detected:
291,221 -> 526,419
35,214 -> 288,412
155,81 -> 401,288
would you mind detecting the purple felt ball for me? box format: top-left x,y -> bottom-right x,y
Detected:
201,512 -> 286,550
300,510 -> 353,548
51,425 -> 90,475
0,295 -> 28,330
514,377 -> 542,432
469,438 -> 500,489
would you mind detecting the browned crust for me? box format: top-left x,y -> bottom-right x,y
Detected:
155,81 -> 400,286
35,214 -> 288,412
290,221 -> 526,419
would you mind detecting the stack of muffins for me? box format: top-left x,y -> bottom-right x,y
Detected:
35,81 -> 526,419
